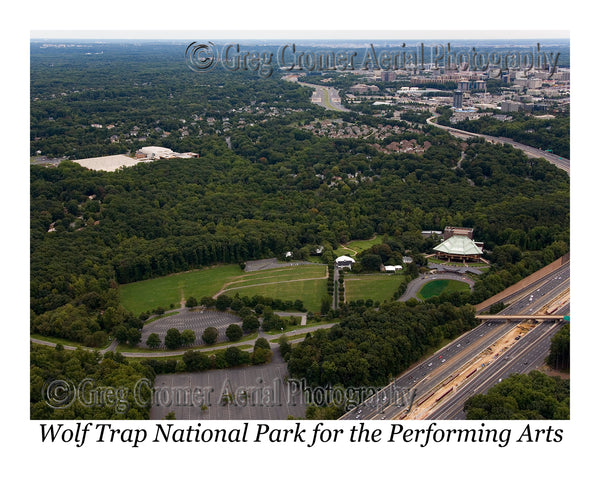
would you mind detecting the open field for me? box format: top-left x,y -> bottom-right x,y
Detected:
344,273 -> 406,303
119,264 -> 243,314
120,263 -> 326,315
334,235 -> 383,258
223,265 -> 326,289
417,279 -> 471,299
222,278 -> 327,313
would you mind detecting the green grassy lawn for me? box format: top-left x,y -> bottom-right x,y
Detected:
224,265 -> 326,289
334,235 -> 383,258
119,264 -> 243,315
345,235 -> 383,253
417,279 -> 471,300
30,334 -> 110,350
120,264 -> 327,315
333,246 -> 356,258
344,273 -> 406,303
224,278 -> 327,313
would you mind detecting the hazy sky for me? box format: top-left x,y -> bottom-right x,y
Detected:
31,30 -> 569,40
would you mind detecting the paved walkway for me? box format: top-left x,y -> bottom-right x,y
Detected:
30,322 -> 337,358
396,273 -> 475,303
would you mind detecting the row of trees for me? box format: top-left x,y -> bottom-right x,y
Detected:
140,337 -> 273,376
443,112 -> 570,159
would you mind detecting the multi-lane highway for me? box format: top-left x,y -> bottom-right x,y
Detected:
340,260 -> 570,421
429,321 -> 561,420
341,321 -> 519,420
426,115 -> 570,175
477,261 -> 570,316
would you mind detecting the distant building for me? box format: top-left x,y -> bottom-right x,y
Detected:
443,226 -> 473,240
434,226 -> 483,262
335,255 -> 356,269
381,71 -> 396,82
453,90 -> 463,109
135,146 -> 198,160
501,101 -> 521,113
349,84 -> 380,94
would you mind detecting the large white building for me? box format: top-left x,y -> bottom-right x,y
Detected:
135,146 -> 199,160
335,255 -> 356,269
433,226 -> 483,262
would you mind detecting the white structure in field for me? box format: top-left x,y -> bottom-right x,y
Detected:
135,146 -> 198,160
73,147 -> 199,172
335,255 -> 356,269
384,265 -> 403,273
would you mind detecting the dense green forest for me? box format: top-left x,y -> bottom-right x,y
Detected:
546,323 -> 570,370
30,343 -> 154,419
464,371 -> 569,420
287,302 -> 478,388
31,42 -> 569,347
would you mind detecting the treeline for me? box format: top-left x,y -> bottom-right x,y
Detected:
546,323 -> 570,371
464,371 -> 569,420
141,337 -> 273,376
30,343 -> 154,420
443,113 -> 570,159
286,302 -> 477,388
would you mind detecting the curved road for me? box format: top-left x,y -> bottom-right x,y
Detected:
30,321 -> 338,358
397,273 -> 475,302
427,115 -> 570,175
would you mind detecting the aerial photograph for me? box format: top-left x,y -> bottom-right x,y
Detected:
28,31 -> 571,427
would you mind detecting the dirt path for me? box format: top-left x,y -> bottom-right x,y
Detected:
215,275 -> 329,298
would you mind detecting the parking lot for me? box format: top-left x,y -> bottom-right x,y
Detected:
141,309 -> 242,347
150,349 -> 308,420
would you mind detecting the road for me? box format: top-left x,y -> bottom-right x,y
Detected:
340,260 -> 570,421
340,321 -> 517,420
283,75 -> 349,112
426,115 -> 570,175
396,272 -> 475,303
429,321 -> 560,420
481,262 -> 570,316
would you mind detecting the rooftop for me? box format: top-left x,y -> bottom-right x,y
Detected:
433,235 -> 483,256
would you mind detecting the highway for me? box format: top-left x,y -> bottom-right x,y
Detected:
426,115 -> 570,175
478,262 -> 570,315
341,321 -> 518,420
429,321 -> 561,420
282,75 -> 349,112
340,260 -> 569,421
